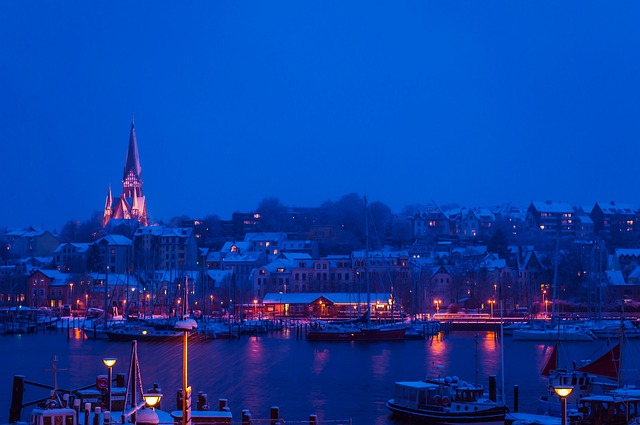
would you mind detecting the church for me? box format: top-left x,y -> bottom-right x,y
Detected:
102,118 -> 148,227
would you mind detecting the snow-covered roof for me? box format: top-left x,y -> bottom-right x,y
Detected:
205,270 -> 233,285
31,269 -> 72,285
530,201 -> 574,214
54,243 -> 91,253
96,234 -> 132,246
222,250 -> 263,263
220,241 -> 253,253
262,292 -> 393,304
597,201 -> 637,215
605,270 -> 627,286
615,249 -> 640,258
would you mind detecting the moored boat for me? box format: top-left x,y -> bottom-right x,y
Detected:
386,377 -> 506,425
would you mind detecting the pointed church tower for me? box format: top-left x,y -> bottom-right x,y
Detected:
103,185 -> 113,227
102,117 -> 149,228
122,117 -> 143,198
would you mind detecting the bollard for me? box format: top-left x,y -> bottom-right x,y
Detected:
74,398 -> 81,413
218,399 -> 228,411
309,414 -> 318,425
104,411 -> 111,425
93,407 -> 101,425
84,403 -> 91,425
63,394 -> 69,408
488,375 -> 497,402
270,406 -> 280,425
241,409 -> 251,425
513,385 -> 519,412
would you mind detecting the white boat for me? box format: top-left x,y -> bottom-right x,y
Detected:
583,318 -> 640,339
386,376 -> 506,425
512,323 -> 597,341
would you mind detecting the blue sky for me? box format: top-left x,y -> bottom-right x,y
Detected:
1,1 -> 639,230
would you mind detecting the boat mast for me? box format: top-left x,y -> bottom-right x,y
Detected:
104,266 -> 110,331
365,195 -> 371,327
551,219 -> 560,319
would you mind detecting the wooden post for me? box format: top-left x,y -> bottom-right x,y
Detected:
270,406 -> 280,424
8,375 -> 25,423
513,385 -> 519,412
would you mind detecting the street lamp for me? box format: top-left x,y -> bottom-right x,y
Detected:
143,393 -> 163,410
489,299 -> 495,318
554,385 -> 574,425
102,358 -> 117,411
434,299 -> 441,314
253,299 -> 258,318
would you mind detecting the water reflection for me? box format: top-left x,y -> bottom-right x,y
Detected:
4,331 -> 638,425
312,348 -> 330,375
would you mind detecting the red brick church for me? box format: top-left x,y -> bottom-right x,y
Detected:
102,117 -> 148,227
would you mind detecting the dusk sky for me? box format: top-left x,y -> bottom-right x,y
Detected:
1,2 -> 639,231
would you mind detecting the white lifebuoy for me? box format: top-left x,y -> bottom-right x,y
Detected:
441,396 -> 451,407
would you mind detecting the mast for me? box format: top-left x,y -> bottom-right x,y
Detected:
365,195 -> 371,327
551,218 -> 560,318
104,266 -> 110,331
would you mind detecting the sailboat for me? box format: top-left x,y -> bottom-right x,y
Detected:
537,340 -> 621,416
306,196 -> 406,342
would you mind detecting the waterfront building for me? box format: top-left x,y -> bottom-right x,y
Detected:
26,269 -> 72,308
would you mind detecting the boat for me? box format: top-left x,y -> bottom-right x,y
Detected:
512,322 -> 597,341
536,340 -> 621,416
306,196 -> 406,342
386,375 -> 506,424
578,392 -> 640,425
103,320 -> 212,342
306,317 -> 407,341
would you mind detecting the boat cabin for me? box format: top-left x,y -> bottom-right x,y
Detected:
393,382 -> 442,409
31,408 -> 77,425
579,395 -> 640,425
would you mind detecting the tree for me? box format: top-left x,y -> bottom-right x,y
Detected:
487,228 -> 510,260
256,197 -> 288,231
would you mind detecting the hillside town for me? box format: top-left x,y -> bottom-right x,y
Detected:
1,120 -> 639,321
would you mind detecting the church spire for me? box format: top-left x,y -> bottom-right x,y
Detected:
122,116 -> 143,198
103,185 -> 113,227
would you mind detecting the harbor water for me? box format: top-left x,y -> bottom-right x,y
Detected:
1,328 -> 639,424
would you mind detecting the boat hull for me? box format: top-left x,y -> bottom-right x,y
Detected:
306,326 -> 406,342
386,400 -> 506,425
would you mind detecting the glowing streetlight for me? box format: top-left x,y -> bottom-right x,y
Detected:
102,358 -> 117,411
253,299 -> 258,318
554,385 -> 574,425
488,299 -> 495,317
434,299 -> 441,314
143,393 -> 163,410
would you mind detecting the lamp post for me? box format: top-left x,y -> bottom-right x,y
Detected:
102,358 -> 117,412
434,299 -> 441,315
489,299 -> 495,318
554,385 -> 573,425
253,299 -> 258,319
